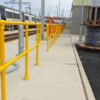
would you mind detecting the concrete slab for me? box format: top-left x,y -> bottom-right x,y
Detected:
71,34 -> 95,100
0,30 -> 87,100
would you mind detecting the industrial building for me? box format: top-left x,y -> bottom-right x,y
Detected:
71,0 -> 90,35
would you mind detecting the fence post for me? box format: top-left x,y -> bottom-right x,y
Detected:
46,24 -> 49,51
0,21 -> 6,100
24,24 -> 29,80
54,25 -> 57,45
39,24 -> 42,42
52,25 -> 55,45
50,24 -> 52,48
35,23 -> 39,66
51,25 -> 53,47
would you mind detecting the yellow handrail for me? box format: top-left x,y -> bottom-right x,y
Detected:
0,20 -> 42,100
46,24 -> 64,51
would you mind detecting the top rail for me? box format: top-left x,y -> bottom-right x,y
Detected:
0,20 -> 41,25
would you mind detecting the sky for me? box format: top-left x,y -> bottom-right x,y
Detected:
0,0 -> 73,17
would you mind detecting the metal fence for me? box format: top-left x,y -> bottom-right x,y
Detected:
0,21 -> 64,100
0,20 -> 42,100
46,24 -> 64,51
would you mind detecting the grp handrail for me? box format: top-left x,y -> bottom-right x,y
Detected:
0,20 -> 42,100
46,24 -> 64,51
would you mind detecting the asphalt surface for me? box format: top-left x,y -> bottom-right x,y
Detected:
76,44 -> 100,100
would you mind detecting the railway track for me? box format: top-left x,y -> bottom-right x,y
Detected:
5,30 -> 36,42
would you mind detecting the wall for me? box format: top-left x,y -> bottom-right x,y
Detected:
64,18 -> 70,29
70,6 -> 88,35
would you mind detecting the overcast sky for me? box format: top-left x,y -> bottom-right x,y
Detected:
0,0 -> 73,17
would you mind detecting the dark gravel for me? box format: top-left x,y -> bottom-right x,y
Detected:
76,44 -> 100,100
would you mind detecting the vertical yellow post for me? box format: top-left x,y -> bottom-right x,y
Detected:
51,25 -> 53,46
46,24 -> 49,51
39,24 -> 42,42
0,21 -> 6,100
24,24 -> 29,80
53,25 -> 56,45
50,24 -> 52,48
47,39 -> 49,51
51,25 -> 54,46
52,25 -> 55,45
35,24 -> 39,66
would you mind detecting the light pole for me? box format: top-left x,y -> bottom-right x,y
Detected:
18,0 -> 24,54
48,8 -> 52,16
61,9 -> 64,23
79,0 -> 84,43
59,0 -> 61,17
56,6 -> 59,17
61,9 -> 64,17
41,0 -> 45,40
4,1 -> 31,54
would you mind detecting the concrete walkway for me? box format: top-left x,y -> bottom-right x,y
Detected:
0,30 -> 87,100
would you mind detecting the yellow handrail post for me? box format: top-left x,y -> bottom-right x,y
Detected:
39,24 -> 42,42
50,25 -> 52,48
0,21 -> 6,100
24,24 -> 29,80
46,24 -> 49,51
51,25 -> 53,47
53,26 -> 55,45
52,26 -> 54,45
35,23 -> 39,66
54,25 -> 56,45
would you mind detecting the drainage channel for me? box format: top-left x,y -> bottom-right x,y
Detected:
75,44 -> 100,100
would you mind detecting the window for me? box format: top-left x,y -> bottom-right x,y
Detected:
13,13 -> 20,19
32,17 -> 36,21
6,11 -> 12,18
25,16 -> 29,20
6,11 -> 20,19
0,6 -> 6,20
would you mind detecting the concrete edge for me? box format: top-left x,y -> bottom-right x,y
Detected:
73,43 -> 96,100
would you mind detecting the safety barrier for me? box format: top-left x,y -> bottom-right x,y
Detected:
46,24 -> 64,51
0,20 -> 42,100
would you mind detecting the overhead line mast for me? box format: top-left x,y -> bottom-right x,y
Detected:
4,0 -> 31,54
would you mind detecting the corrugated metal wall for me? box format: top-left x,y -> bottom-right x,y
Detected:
73,0 -> 90,6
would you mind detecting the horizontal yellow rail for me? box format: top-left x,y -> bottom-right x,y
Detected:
46,23 -> 64,51
0,41 -> 41,72
0,20 -> 40,25
0,20 -> 42,100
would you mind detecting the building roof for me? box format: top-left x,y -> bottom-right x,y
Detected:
73,0 -> 90,6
